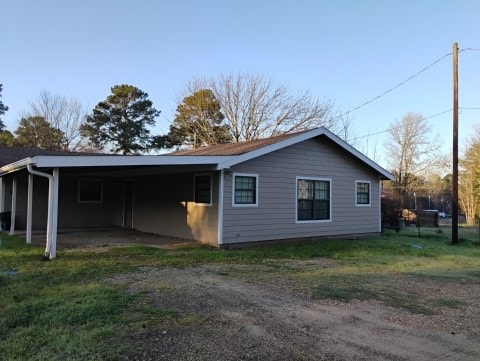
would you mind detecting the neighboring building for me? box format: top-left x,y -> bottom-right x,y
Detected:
0,127 -> 393,258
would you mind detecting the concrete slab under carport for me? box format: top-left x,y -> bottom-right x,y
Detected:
24,227 -> 198,250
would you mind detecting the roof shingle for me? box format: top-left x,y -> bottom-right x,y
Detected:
171,131 -> 306,156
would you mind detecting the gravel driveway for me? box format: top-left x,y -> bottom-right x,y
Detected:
111,264 -> 480,361
31,229 -> 479,360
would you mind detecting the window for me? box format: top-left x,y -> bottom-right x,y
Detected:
194,174 -> 212,205
233,174 -> 258,206
78,179 -> 103,203
297,178 -> 330,221
356,181 -> 371,206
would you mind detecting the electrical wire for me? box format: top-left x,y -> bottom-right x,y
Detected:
353,109 -> 453,140
345,47 -> 479,142
336,52 -> 453,119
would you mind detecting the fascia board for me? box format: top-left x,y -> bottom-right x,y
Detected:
0,157 -> 34,176
32,155 -> 233,168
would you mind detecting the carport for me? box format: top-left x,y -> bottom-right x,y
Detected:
0,149 -> 229,259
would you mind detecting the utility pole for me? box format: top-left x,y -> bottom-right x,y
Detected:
452,42 -> 459,245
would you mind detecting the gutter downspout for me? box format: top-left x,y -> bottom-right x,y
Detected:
27,164 -> 59,259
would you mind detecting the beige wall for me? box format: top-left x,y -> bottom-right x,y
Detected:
132,172 -> 219,245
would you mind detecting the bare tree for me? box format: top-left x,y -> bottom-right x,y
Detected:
459,124 -> 480,225
181,72 -> 349,142
25,90 -> 88,150
384,112 -> 445,207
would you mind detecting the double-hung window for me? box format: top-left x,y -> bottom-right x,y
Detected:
356,181 -> 371,206
297,177 -> 331,221
233,173 -> 258,206
194,174 -> 212,205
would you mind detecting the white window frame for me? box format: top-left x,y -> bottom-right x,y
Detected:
194,173 -> 212,206
295,176 -> 332,223
78,179 -> 103,203
232,173 -> 259,207
355,180 -> 371,207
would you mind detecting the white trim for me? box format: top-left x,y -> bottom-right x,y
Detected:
232,173 -> 259,207
33,155 -> 232,168
78,179 -> 103,203
26,174 -> 33,244
50,168 -> 59,259
378,178 -> 382,232
217,171 -> 224,245
0,157 -> 33,176
27,164 -> 59,259
295,176 -> 332,223
355,180 -> 371,207
193,173 -> 213,206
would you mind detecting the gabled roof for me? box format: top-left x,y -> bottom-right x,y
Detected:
0,128 -> 393,180
172,131 -> 306,156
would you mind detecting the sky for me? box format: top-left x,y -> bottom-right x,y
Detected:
1,0 -> 479,167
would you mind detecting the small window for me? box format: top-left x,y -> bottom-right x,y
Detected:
194,174 -> 212,205
78,179 -> 103,203
233,174 -> 258,206
356,181 -> 371,206
297,177 -> 331,222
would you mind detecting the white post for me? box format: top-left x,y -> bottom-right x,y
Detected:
49,168 -> 59,259
44,174 -> 53,258
9,177 -> 17,236
26,174 -> 34,244
217,170 -> 225,245
27,164 -> 57,259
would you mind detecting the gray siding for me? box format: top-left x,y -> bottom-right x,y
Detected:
222,138 -> 381,244
133,172 -> 219,245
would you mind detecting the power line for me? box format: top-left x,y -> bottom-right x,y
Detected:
353,109 -> 452,140
338,52 -> 453,119
336,47 -> 478,121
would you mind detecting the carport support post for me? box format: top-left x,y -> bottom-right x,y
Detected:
26,174 -> 33,244
44,168 -> 59,259
9,177 -> 17,236
49,168 -> 59,258
27,164 -> 59,259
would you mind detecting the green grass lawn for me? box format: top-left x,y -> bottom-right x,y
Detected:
1,226 -> 479,360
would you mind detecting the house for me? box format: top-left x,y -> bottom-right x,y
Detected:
0,127 -> 393,258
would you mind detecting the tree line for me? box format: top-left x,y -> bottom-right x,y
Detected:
1,76 -> 479,224
382,112 -> 480,226
0,73 -> 346,154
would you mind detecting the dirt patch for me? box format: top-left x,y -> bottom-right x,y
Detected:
110,263 -> 480,361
